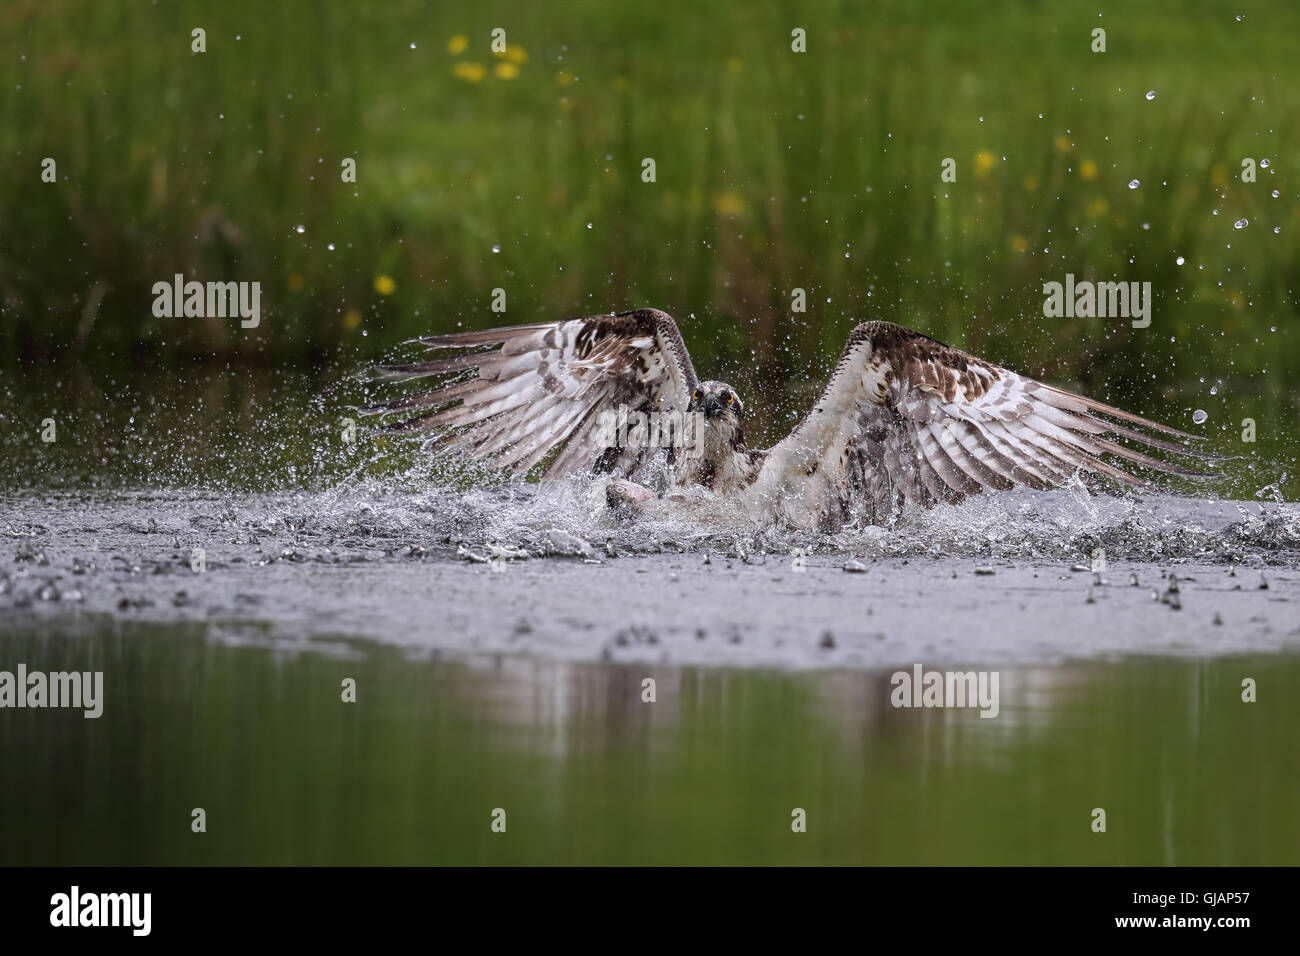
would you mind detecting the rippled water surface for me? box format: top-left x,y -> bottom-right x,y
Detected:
3,484 -> 1299,668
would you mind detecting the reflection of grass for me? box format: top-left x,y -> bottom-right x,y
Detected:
0,1 -> 1297,492
2,621 -> 1297,864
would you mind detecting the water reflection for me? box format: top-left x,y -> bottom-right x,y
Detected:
1,617 -> 1295,865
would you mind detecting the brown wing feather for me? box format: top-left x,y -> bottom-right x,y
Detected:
360,308 -> 698,478
759,320 -> 1221,527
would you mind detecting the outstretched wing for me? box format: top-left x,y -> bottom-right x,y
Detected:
754,321 -> 1217,526
360,308 -> 698,477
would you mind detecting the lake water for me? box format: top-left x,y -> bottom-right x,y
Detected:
1,365 -> 1297,864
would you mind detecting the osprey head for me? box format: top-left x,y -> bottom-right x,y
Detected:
678,380 -> 754,488
688,380 -> 744,424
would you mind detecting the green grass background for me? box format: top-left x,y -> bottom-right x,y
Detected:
0,0 -> 1296,478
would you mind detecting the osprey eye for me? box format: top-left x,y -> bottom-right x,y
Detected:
725,394 -> 734,404
692,390 -> 700,400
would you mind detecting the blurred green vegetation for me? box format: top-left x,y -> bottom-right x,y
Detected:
2,619 -> 1297,864
0,0 -> 1296,461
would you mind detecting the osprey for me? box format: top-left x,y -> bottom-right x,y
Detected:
363,308 -> 1214,529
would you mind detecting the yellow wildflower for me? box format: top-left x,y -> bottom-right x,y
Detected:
1079,159 -> 1098,180
343,309 -> 362,329
495,62 -> 519,80
374,275 -> 396,295
453,62 -> 485,83
447,35 -> 468,55
974,151 -> 996,177
1011,236 -> 1029,253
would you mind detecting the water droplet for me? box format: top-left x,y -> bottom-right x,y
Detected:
327,243 -> 335,251
586,222 -> 593,229
1145,90 -> 1156,100
1192,409 -> 1208,424
409,43 -> 417,50
1175,256 -> 1185,265
1260,158 -> 1270,168
1273,190 -> 1281,198
491,244 -> 501,254
1274,226 -> 1281,234
1234,218 -> 1248,229
295,224 -> 305,234
1210,385 -> 1218,395
1128,179 -> 1140,189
